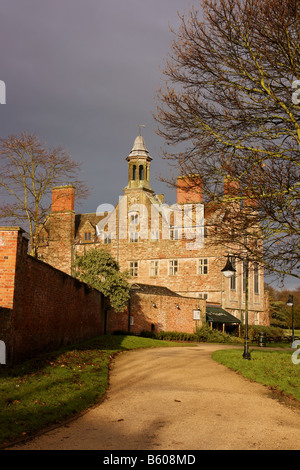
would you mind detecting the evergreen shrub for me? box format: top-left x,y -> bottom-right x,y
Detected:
233,325 -> 285,342
195,323 -> 239,343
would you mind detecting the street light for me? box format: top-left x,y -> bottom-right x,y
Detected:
287,294 -> 295,343
221,254 -> 236,278
221,254 -> 251,360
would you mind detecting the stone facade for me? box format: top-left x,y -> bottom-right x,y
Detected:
38,133 -> 270,327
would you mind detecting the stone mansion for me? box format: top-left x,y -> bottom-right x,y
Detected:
38,133 -> 269,327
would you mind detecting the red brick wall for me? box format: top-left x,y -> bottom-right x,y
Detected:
0,227 -> 22,309
177,175 -> 203,203
0,227 -> 105,365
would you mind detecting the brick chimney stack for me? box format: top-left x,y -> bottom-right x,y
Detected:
42,185 -> 76,275
177,175 -> 203,204
223,177 -> 239,199
244,197 -> 258,208
51,185 -> 75,213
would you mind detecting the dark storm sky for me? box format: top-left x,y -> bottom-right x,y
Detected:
0,0 -> 194,210
0,0 -> 298,290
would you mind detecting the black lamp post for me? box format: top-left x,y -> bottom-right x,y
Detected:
287,294 -> 295,343
221,254 -> 236,278
221,254 -> 251,360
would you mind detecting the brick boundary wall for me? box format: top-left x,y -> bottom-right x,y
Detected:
0,227 -> 105,365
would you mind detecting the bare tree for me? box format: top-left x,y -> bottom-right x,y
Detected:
155,0 -> 300,280
0,132 -> 89,256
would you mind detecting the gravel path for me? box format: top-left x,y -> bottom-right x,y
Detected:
9,344 -> 300,450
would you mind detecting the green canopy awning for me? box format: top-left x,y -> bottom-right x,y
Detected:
206,306 -> 241,324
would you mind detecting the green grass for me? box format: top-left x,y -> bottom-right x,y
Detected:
0,334 -> 189,447
212,348 -> 300,402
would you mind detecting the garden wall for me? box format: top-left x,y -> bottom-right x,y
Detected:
0,227 -> 104,365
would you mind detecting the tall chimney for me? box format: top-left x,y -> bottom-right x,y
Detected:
51,185 -> 75,212
244,197 -> 258,208
224,177 -> 239,199
177,175 -> 203,204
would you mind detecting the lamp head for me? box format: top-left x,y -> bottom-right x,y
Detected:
221,255 -> 236,278
287,295 -> 293,307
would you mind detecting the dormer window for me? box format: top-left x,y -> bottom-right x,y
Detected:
84,232 -> 91,241
39,233 -> 48,246
130,213 -> 139,225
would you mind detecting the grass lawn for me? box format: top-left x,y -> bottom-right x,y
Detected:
212,348 -> 300,403
0,334 -> 189,447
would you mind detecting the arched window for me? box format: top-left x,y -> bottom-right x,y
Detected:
139,165 -> 144,180
132,165 -> 136,180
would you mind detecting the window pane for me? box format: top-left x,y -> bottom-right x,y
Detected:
130,261 -> 138,277
198,259 -> 208,274
150,260 -> 158,276
169,259 -> 178,275
170,228 -> 180,240
130,232 -> 138,243
104,233 -> 111,244
130,214 -> 139,225
139,165 -> 144,180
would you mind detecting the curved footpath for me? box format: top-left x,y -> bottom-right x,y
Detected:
8,344 -> 300,450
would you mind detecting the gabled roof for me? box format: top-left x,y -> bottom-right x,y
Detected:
75,213 -> 109,237
130,283 -> 182,297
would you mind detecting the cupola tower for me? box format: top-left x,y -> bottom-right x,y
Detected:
125,130 -> 153,193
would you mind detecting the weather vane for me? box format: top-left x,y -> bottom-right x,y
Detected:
138,124 -> 145,135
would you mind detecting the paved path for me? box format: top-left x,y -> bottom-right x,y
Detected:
9,344 -> 300,450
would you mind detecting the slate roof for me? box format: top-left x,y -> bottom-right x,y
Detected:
130,283 -> 182,297
75,212 -> 109,238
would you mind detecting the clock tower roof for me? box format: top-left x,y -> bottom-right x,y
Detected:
126,134 -> 152,161
124,132 -> 153,193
